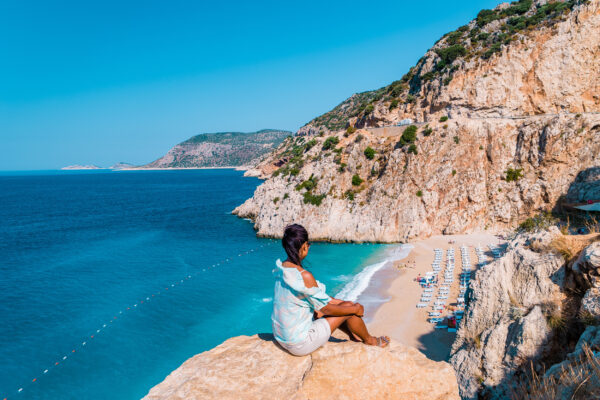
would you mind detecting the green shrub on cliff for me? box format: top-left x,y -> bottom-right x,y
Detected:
304,139 -> 317,151
483,42 -> 502,59
351,174 -> 363,186
322,136 -> 339,150
421,71 -> 436,82
476,0 -> 532,28
303,192 -> 326,206
518,211 -> 557,232
296,175 -> 317,191
439,116 -> 449,122
396,125 -> 418,148
476,9 -> 498,27
435,45 -> 467,65
477,32 -> 490,41
505,167 -> 523,182
364,146 -> 375,160
445,31 -> 463,46
289,167 -> 300,176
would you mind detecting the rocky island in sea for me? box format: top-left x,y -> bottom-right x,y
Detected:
145,0 -> 600,398
61,164 -> 104,170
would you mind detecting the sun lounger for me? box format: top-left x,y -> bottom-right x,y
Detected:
447,328 -> 457,333
434,324 -> 448,329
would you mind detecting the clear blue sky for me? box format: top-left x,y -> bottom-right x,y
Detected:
0,0 -> 499,170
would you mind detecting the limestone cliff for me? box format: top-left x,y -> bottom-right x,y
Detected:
143,333 -> 460,400
234,0 -> 600,242
449,229 -> 600,399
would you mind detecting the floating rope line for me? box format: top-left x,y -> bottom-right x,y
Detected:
2,239 -> 277,399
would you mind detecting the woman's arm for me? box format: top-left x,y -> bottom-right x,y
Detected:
301,271 -> 363,317
315,298 -> 358,318
320,301 -> 363,317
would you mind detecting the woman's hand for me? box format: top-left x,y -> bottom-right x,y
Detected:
353,303 -> 365,317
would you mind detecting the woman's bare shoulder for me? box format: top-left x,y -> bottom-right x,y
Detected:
300,270 -> 318,288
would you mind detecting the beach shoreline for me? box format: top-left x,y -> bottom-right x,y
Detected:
365,233 -> 503,361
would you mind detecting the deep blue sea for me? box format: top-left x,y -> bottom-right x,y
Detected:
0,169 -> 403,400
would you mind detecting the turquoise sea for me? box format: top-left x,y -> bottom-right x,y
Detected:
0,169 -> 405,400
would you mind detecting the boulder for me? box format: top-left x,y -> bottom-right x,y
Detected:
143,334 -> 460,400
572,241 -> 600,288
582,288 -> 600,318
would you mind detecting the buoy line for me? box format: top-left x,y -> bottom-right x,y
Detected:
2,239 -> 277,400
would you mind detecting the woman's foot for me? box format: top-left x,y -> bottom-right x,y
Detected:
365,335 -> 390,347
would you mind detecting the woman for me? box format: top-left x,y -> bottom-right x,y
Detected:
272,224 -> 390,356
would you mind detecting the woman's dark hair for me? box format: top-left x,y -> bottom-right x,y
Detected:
282,224 -> 309,266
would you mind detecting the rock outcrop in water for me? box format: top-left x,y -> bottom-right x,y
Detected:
143,333 -> 460,400
234,0 -> 600,242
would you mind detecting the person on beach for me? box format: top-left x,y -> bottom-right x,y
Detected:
272,223 -> 390,356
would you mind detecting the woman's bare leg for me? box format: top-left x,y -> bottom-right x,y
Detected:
345,316 -> 377,345
339,321 -> 362,342
335,301 -> 363,341
323,315 -> 389,347
324,315 -> 351,333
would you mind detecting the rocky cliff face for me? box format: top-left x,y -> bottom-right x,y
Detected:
144,129 -> 291,168
449,229 -> 600,399
234,0 -> 600,242
143,333 -> 460,400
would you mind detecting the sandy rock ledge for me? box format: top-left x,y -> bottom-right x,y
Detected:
143,333 -> 460,400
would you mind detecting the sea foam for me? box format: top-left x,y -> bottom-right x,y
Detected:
335,244 -> 413,302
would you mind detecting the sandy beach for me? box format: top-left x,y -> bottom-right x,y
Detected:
367,233 -> 503,361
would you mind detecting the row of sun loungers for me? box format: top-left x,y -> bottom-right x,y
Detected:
419,245 -> 497,333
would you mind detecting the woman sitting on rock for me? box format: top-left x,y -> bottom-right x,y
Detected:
272,223 -> 390,356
